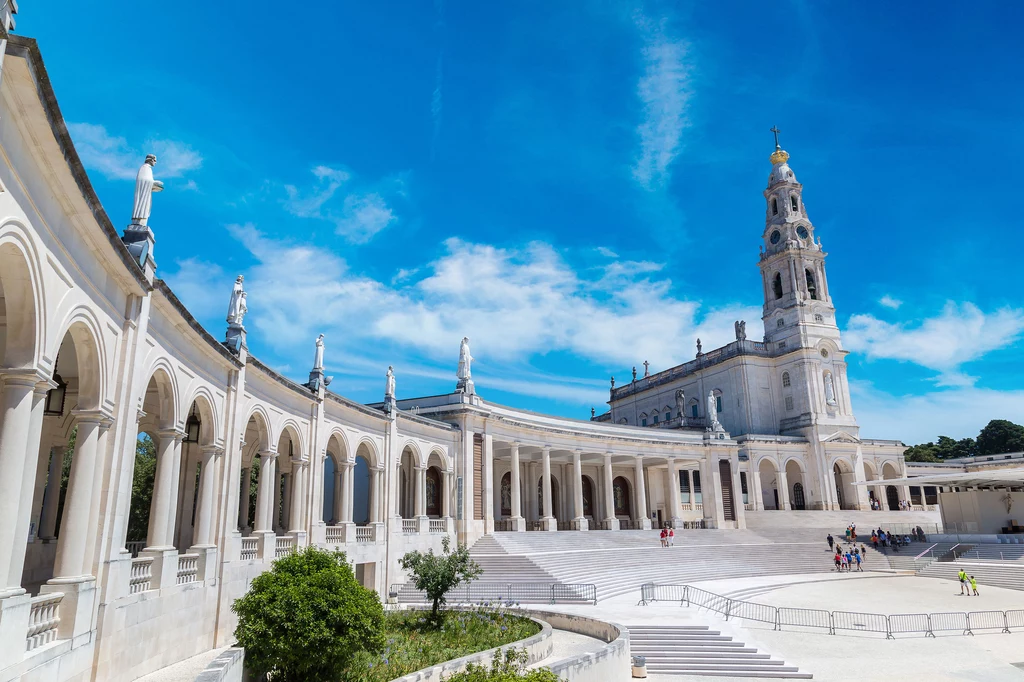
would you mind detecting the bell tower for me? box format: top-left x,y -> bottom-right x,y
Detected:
758,128 -> 838,351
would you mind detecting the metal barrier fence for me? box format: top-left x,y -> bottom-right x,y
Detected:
390,581 -> 598,605
639,583 -> 1020,638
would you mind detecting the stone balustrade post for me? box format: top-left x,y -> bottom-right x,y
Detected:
510,443 -> 524,531
603,453 -> 619,531
572,450 -> 587,530
634,455 -> 651,530
666,458 -> 683,526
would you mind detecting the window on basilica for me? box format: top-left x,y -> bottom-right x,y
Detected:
814,313 -> 824,323
785,396 -> 794,411
806,269 -> 818,300
652,414 -> 658,424
716,395 -> 723,413
665,412 -> 671,421
778,340 -> 787,349
690,402 -> 699,418
791,195 -> 799,211
782,372 -> 791,387
777,318 -> 785,328
772,198 -> 778,215
773,273 -> 783,299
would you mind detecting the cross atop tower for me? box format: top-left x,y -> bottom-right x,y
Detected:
770,125 -> 781,150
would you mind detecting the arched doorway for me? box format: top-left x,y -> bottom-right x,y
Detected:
612,476 -> 631,518
758,459 -> 779,510
792,482 -> 806,510
425,466 -> 441,517
785,459 -> 806,510
886,485 -> 900,511
237,411 -> 270,536
353,444 -> 373,525
399,447 -> 416,519
581,476 -> 594,518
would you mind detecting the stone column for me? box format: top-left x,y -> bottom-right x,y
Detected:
541,447 -> 555,531
192,446 -> 222,547
272,469 -> 283,532
238,467 -> 252,531
347,462 -> 356,521
665,459 -> 683,526
750,465 -> 764,511
39,446 -> 64,541
332,466 -> 343,523
778,468 -> 791,511
368,468 -> 380,523
282,473 -> 294,531
603,453 -> 619,530
147,429 -> 184,549
289,463 -> 305,532
483,434 -> 494,533
442,470 -> 451,518
634,455 -> 651,530
526,462 -> 539,522
700,456 -> 722,529
732,456 -> 747,529
572,450 -> 587,530
51,412 -> 104,579
510,443 -> 524,531
0,371 -> 48,595
254,452 -> 278,532
415,466 -> 426,517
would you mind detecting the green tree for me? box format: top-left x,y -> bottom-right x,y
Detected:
399,536 -> 482,625
976,419 -> 1024,456
444,648 -> 559,682
233,546 -> 384,682
126,434 -> 157,542
903,443 -> 938,462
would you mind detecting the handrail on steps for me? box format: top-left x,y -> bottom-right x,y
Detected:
915,543 -> 940,560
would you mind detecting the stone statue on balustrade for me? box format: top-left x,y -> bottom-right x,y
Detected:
224,275 -> 248,353
456,337 -> 475,394
734,320 -> 746,341
675,389 -> 686,426
131,154 -> 163,227
313,334 -> 325,371
707,390 -> 724,432
385,366 -> 396,399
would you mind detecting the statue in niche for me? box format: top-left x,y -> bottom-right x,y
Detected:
824,372 -> 837,406
131,154 -> 163,226
707,391 -> 718,425
226,275 -> 247,326
500,473 -> 512,515
313,334 -> 325,370
385,366 -> 396,398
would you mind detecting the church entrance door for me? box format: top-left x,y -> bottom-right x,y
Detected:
719,460 -> 735,521
886,485 -> 900,511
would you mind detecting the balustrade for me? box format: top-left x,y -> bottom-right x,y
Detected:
26,592 -> 63,652
240,537 -> 258,561
129,557 -> 154,593
325,525 -> 344,543
355,526 -> 373,543
401,519 -> 418,534
275,536 -> 294,558
428,519 -> 446,534
176,554 -> 199,584
125,540 -> 146,558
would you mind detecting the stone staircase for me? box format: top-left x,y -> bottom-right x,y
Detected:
472,530 -> 889,601
917,559 -> 1024,591
628,625 -> 811,678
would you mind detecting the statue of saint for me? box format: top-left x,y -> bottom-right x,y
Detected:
131,154 -> 163,226
313,334 -> 325,370
675,389 -> 685,417
457,337 -> 472,382
707,391 -> 717,424
610,376 -> 615,389
385,366 -> 396,398
632,366 -> 637,381
696,338 -> 702,355
824,372 -> 837,406
226,275 -> 247,326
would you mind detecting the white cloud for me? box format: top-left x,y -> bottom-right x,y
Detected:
844,302 -> 1024,385
162,257 -> 225,320
335,192 -> 396,243
852,381 -> 1024,444
165,228 -> 759,383
595,246 -> 618,258
631,12 -> 693,190
67,123 -> 201,181
281,167 -> 398,242
879,295 -> 902,310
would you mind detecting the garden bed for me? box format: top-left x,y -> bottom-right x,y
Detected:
345,607 -> 545,681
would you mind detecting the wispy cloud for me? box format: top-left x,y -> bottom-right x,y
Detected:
631,11 -> 694,190
879,295 -> 902,310
844,301 -> 1024,386
67,123 -> 202,181
281,166 -> 400,243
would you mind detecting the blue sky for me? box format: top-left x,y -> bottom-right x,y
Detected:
24,2 -> 1024,444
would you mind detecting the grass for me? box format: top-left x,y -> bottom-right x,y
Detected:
345,606 -> 541,681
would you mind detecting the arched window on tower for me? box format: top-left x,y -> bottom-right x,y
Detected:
771,198 -> 778,216
773,272 -> 783,300
791,195 -> 799,211
782,372 -> 791,388
806,269 -> 818,300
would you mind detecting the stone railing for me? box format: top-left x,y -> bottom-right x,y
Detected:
355,526 -> 374,543
275,536 -> 295,558
493,519 -> 514,532
429,519 -> 446,534
240,537 -> 258,561
125,540 -> 146,558
26,592 -> 62,652
176,553 -> 199,584
681,502 -> 703,511
401,519 -> 418,534
325,525 -> 344,543
129,556 -> 154,593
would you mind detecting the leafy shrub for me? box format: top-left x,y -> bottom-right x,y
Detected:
399,536 -> 482,624
232,546 -> 384,682
444,648 -> 560,682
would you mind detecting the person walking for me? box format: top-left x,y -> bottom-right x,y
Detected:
668,527 -> 675,547
845,550 -> 853,572
834,551 -> 842,572
970,575 -> 979,596
855,552 -> 863,572
958,569 -> 968,595
871,533 -> 878,550
827,533 -> 834,551
660,527 -> 668,548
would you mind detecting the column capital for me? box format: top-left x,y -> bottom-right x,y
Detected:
414,464 -> 427,471
136,408 -> 147,423
340,460 -> 355,469
201,445 -> 225,458
156,427 -> 186,442
72,408 -> 115,427
541,445 -> 551,455
259,449 -> 279,460
635,453 -> 645,463
0,367 -> 51,389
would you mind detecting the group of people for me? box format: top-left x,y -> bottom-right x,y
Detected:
659,526 -> 675,547
869,526 -> 927,552
867,498 -> 916,511
826,533 -> 866,572
958,569 -> 980,596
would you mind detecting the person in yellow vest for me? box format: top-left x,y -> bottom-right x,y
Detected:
970,575 -> 979,596
957,569 -> 968,595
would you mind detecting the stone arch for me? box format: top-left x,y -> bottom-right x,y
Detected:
355,437 -> 381,469
401,440 -> 425,468
237,409 -> 272,534
242,404 -> 274,455
353,440 -> 376,525
581,475 -> 595,518
784,458 -> 806,510
0,224 -> 43,368
612,475 -> 632,518
49,307 -> 108,411
142,361 -> 180,431
182,386 -> 219,447
427,445 -> 450,472
277,421 -> 305,459
398,445 -> 417,519
881,460 -> 903,510
832,457 -> 856,510
757,457 -> 781,510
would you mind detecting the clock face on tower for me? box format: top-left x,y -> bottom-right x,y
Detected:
770,230 -> 781,244
796,225 -> 809,239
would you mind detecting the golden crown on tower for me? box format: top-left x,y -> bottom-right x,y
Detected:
770,148 -> 790,164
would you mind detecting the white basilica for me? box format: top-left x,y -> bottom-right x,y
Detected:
0,12 -> 911,682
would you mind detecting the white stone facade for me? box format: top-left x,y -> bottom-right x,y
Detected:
0,24 -> 911,682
